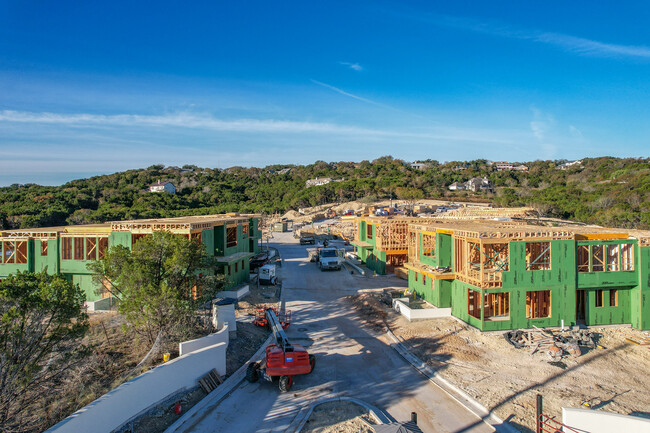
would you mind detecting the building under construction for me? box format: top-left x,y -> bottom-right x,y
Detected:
352,216 -> 420,274
404,219 -> 650,331
0,214 -> 261,310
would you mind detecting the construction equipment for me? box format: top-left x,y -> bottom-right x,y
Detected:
246,308 -> 315,392
253,306 -> 291,329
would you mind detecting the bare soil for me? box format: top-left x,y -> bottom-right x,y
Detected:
348,293 -> 650,433
302,401 -> 375,433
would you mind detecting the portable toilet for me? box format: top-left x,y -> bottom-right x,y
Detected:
259,264 -> 277,285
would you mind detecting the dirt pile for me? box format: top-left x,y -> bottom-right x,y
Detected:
302,401 -> 375,433
347,294 -> 389,332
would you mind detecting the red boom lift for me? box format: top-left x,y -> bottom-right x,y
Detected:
246,308 -> 315,392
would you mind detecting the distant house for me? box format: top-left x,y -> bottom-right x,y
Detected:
467,177 -> 493,192
410,162 -> 430,171
448,182 -> 466,191
557,160 -> 583,170
513,164 -> 529,172
278,168 -> 291,174
491,161 -> 514,171
305,177 -> 332,187
149,181 -> 176,194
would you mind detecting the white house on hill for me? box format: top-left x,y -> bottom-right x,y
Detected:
149,181 -> 176,194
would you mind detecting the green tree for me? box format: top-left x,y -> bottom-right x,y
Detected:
88,232 -> 225,344
0,271 -> 88,432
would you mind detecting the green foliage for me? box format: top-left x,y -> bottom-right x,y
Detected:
0,271 -> 88,432
87,232 -> 226,343
0,157 -> 648,229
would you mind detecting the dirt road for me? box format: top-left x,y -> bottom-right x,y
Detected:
179,232 -> 499,433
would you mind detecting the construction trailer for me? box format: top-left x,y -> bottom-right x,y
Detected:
403,219 -> 650,331
351,216 -> 420,275
0,214 -> 262,311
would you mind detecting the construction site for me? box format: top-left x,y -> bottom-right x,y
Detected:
0,214 -> 262,309
6,202 -> 649,433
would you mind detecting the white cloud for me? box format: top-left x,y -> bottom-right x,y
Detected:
529,107 -> 555,141
430,13 -> 650,60
569,125 -> 584,140
339,61 -> 363,71
310,80 -> 394,109
0,109 -> 378,135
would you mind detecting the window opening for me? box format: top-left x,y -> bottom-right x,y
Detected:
621,243 -> 634,271
526,242 -> 551,270
595,290 -> 604,307
74,237 -> 84,260
367,224 -> 373,240
526,290 -> 551,318
98,238 -> 109,259
86,237 -> 97,261
422,233 -> 436,257
592,245 -> 604,272
16,241 -> 27,264
577,245 -> 590,272
468,289 -> 481,319
606,244 -> 619,271
226,226 -> 237,248
62,238 -> 72,260
41,240 -> 48,256
609,289 -> 618,307
484,292 -> 510,319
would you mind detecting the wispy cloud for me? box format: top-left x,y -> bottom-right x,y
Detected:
0,109 -> 377,135
427,13 -> 650,59
530,107 -> 555,141
310,80 -> 394,109
339,61 -> 363,71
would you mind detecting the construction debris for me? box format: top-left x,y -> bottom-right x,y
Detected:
504,326 -> 596,360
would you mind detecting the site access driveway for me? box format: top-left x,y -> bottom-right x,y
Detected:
182,232 -> 495,433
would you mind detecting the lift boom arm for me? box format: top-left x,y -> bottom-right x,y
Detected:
266,308 -> 292,351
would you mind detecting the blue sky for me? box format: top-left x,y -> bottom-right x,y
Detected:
1,1 -> 649,185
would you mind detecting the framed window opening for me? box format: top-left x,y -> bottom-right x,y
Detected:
468,289 -> 481,319
526,290 -> 551,319
484,292 -> 510,320
367,224 -> 373,240
525,242 -> 551,271
422,233 -> 436,257
226,226 -> 237,248
609,289 -> 619,307
40,240 -> 48,256
62,237 -> 72,260
595,290 -> 604,307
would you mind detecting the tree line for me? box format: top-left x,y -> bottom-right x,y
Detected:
0,156 -> 648,230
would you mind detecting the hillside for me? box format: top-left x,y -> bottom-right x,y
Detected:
0,156 -> 648,230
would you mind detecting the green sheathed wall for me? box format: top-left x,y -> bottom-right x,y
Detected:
366,250 -> 386,275
408,270 -> 452,307
632,246 -> 650,329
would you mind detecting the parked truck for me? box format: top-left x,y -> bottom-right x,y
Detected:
307,247 -> 345,271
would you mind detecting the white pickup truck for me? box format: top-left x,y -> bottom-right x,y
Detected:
307,247 -> 345,271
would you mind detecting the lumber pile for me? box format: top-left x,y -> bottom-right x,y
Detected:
504,326 -> 595,361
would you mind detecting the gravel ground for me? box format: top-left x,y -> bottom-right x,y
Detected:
348,293 -> 650,433
302,401 -> 375,433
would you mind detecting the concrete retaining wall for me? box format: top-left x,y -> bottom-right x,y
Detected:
213,303 -> 237,333
219,284 -> 250,300
85,297 -> 115,312
46,342 -> 228,433
179,323 -> 229,356
393,298 -> 452,321
562,407 -> 650,433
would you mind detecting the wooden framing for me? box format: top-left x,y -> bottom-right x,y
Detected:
484,292 -> 510,319
526,290 -> 551,318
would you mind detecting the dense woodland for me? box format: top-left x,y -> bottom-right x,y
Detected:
0,156 -> 649,230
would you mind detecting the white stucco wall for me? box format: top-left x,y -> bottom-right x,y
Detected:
46,342 -> 227,433
179,323 -> 229,356
219,284 -> 250,300
393,299 -> 452,321
562,407 -> 650,433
